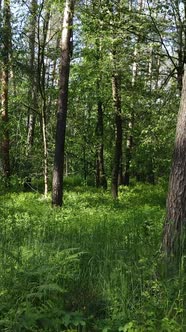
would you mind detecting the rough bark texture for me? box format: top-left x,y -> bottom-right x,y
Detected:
163,67 -> 186,257
52,0 -> 75,207
111,73 -> 122,199
1,0 -> 11,181
176,0 -> 185,93
95,100 -> 107,189
95,39 -> 107,189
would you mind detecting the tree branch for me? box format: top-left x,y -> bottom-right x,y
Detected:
146,0 -> 177,69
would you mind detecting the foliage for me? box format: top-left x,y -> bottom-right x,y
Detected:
0,182 -> 184,331
0,0 -> 180,186
0,0 -> 185,330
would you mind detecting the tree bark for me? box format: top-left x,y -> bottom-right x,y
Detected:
1,0 -> 11,182
52,0 -> 75,207
111,72 -> 122,199
123,128 -> 133,186
24,0 -> 38,189
95,39 -> 107,189
41,101 -> 48,197
95,98 -> 107,189
27,0 -> 37,147
37,6 -> 50,197
163,66 -> 186,258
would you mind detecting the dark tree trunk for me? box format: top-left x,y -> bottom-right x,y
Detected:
52,0 -> 75,207
95,100 -> 107,189
176,0 -> 185,93
163,67 -> 186,258
111,73 -> 122,199
177,53 -> 184,93
1,0 -> 11,183
95,38 -> 107,189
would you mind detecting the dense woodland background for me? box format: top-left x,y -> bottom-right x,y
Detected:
0,0 -> 186,331
1,0 -> 182,191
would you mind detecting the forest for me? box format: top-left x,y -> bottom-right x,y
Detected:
0,0 -> 186,331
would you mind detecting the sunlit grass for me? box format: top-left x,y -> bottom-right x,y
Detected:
0,182 -> 184,331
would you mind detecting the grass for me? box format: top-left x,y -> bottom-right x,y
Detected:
0,181 -> 184,331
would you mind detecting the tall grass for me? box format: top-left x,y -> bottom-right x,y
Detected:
0,182 -> 184,331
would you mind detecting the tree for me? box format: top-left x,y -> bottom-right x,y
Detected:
37,2 -> 51,197
111,51 -> 122,199
1,0 -> 11,183
0,0 -> 181,196
110,1 -> 124,199
163,66 -> 186,259
52,0 -> 75,207
95,40 -> 107,189
95,98 -> 107,189
24,0 -> 38,189
146,0 -> 186,93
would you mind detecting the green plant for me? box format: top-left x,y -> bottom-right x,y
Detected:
0,184 -> 184,331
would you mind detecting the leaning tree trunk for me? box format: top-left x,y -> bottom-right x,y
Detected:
52,0 -> 75,207
163,66 -> 186,259
1,0 -> 11,183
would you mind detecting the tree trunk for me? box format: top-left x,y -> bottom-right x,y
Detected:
95,39 -> 107,189
37,6 -> 50,197
124,130 -> 133,186
95,100 -> 107,189
41,101 -> 48,197
175,0 -> 185,93
163,66 -> 186,258
123,0 -> 144,185
1,0 -> 11,183
111,72 -> 122,199
52,0 -> 75,207
47,36 -> 60,120
24,0 -> 38,189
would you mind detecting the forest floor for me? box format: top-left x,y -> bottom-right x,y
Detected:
0,179 -> 184,331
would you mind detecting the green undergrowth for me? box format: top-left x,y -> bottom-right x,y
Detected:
0,182 -> 184,331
